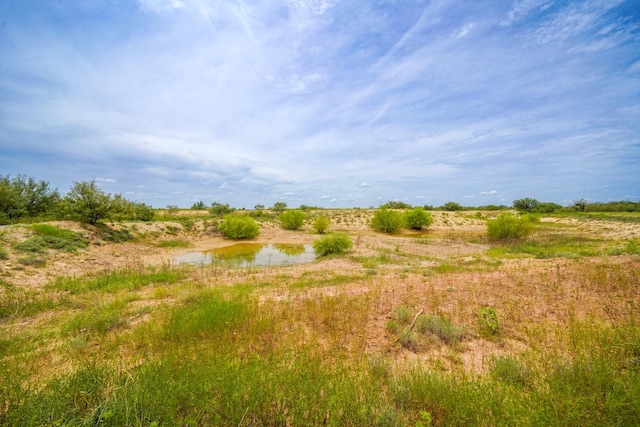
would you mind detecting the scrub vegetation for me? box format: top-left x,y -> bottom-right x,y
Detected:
1,180 -> 640,425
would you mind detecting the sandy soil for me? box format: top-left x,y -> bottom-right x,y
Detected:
2,211 -> 639,375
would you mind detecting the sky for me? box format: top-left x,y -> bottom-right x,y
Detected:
1,0 -> 639,209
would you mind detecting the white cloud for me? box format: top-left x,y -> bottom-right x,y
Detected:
481,190 -> 498,195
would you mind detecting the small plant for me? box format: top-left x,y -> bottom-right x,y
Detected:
478,306 -> 501,337
403,207 -> 433,230
0,247 -> 8,260
279,210 -> 306,230
487,213 -> 534,241
313,233 -> 352,256
18,255 -> 46,267
218,215 -> 260,239
312,215 -> 331,234
416,314 -> 464,345
371,208 -> 404,233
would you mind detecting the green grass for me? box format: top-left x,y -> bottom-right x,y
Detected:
487,233 -> 605,259
155,239 -> 191,248
2,217 -> 640,426
12,225 -> 89,254
51,266 -> 184,294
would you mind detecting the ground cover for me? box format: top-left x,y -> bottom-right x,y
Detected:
1,211 -> 639,425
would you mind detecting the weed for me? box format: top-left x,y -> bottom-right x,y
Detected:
416,314 -> 464,345
0,246 -> 8,260
478,306 -> 501,337
491,356 -> 529,388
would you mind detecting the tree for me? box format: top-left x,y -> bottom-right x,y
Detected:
573,199 -> 588,212
513,198 -> 540,212
442,201 -> 463,211
0,175 -> 59,220
403,207 -> 433,230
371,208 -> 404,233
271,202 -> 287,213
65,180 -> 117,225
533,202 -> 562,213
210,202 -> 234,217
191,201 -> 206,210
380,200 -> 412,209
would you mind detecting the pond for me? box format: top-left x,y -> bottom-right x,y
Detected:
174,243 -> 316,267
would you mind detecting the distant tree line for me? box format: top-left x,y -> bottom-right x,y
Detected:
3,174 -> 639,225
0,175 -> 154,225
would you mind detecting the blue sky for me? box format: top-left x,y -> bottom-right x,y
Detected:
1,0 -> 639,208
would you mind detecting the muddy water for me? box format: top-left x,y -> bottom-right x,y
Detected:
174,243 -> 316,267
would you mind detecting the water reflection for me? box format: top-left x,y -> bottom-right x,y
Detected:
174,243 -> 315,267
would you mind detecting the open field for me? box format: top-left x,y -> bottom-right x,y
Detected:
1,210 -> 639,426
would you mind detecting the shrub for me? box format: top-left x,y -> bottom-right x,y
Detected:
403,208 -> 433,230
313,215 -> 331,234
313,233 -> 352,256
487,213 -> 534,241
279,210 -> 305,230
209,202 -> 234,217
0,247 -> 8,260
218,215 -> 259,239
371,208 -> 404,233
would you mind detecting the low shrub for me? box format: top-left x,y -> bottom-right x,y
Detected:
371,208 -> 404,233
279,210 -> 306,230
0,247 -> 8,260
487,213 -> 534,241
218,215 -> 260,239
313,233 -> 352,256
403,207 -> 433,230
313,215 -> 331,234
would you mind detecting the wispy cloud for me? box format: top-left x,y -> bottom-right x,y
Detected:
0,0 -> 637,207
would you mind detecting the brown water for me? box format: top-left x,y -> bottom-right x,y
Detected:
174,243 -> 316,267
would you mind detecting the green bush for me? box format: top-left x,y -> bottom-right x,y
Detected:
371,208 -> 404,233
313,233 -> 352,256
403,208 -> 433,230
279,210 -> 306,230
218,215 -> 260,239
313,215 -> 331,234
0,247 -> 8,260
487,213 -> 534,241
